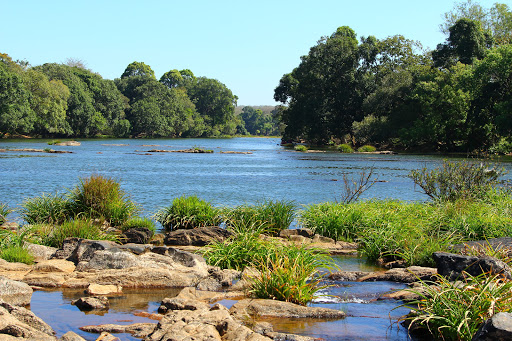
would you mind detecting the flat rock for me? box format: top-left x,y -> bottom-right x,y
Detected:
230,299 -> 345,319
0,277 -> 33,306
328,271 -> 370,282
0,299 -> 56,340
358,266 -> 437,283
164,227 -> 232,246
79,323 -> 155,338
158,297 -> 210,314
86,284 -> 122,296
31,259 -> 76,273
59,331 -> 87,340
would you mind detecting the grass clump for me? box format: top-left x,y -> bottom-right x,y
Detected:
0,202 -> 12,225
357,145 -> 376,152
121,217 -> 156,233
67,175 -> 139,226
154,195 -> 222,231
223,200 -> 296,236
21,193 -> 70,225
294,145 -> 308,152
0,227 -> 34,264
336,144 -> 354,153
405,273 -> 512,341
409,160 -> 507,202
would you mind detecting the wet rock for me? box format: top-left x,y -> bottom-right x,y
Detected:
164,227 -> 232,246
59,331 -> 87,340
472,312 -> 512,341
230,299 -> 345,319
359,266 -> 437,283
71,296 -> 109,311
433,252 -> 512,281
158,297 -> 210,314
121,227 -> 153,245
328,271 -> 370,282
86,284 -> 122,296
0,277 -> 33,306
0,299 -> 55,339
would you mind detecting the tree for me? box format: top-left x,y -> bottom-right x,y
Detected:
160,69 -> 183,88
121,61 -> 155,79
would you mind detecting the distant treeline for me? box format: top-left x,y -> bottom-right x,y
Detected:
0,57 -> 280,138
275,1 -> 512,153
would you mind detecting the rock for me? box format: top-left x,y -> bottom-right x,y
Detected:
95,332 -> 119,341
0,299 -> 56,339
472,312 -> 512,341
208,267 -> 241,286
86,284 -> 122,296
230,299 -> 345,319
26,243 -> 57,261
328,271 -> 370,282
0,277 -> 33,306
157,297 -> 210,314
121,227 -> 153,245
279,229 -> 315,239
312,234 -> 335,244
54,141 -> 80,146
433,252 -> 512,281
164,227 -> 232,246
118,243 -> 152,255
23,272 -> 69,287
71,296 -> 109,310
288,235 -> 309,243
175,286 -> 245,304
150,234 -> 165,246
53,238 -> 120,264
79,323 -> 156,338
1,222 -> 19,231
59,331 -> 87,341
359,266 -> 437,283
196,277 -> 222,291
31,259 -> 76,273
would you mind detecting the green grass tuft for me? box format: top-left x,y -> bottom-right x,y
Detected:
336,144 -> 354,153
357,145 -> 376,152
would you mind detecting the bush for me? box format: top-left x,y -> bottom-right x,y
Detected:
154,195 -> 222,231
0,202 -> 12,225
294,145 -> 308,152
67,175 -> 139,226
357,145 -> 376,152
408,160 -> 507,202
336,144 -> 354,153
32,218 -> 117,248
405,273 -> 512,341
223,200 -> 296,236
121,217 -> 156,233
21,193 -> 70,225
0,246 -> 34,265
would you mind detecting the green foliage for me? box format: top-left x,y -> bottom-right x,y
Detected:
405,273 -> 512,341
0,246 -> 34,265
121,217 -> 156,233
336,144 -> 354,153
408,160 -> 506,201
121,61 -> 155,79
0,202 -> 12,225
154,195 -> 222,231
356,145 -> 376,152
248,244 -> 332,306
67,175 -> 139,226
239,106 -> 280,136
21,193 -> 70,225
294,145 -> 308,152
32,218 -> 117,248
223,200 -> 296,236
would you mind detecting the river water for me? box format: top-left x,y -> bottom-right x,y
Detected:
2,138 -> 511,340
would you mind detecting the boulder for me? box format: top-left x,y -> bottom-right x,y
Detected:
196,277 -> 222,291
328,271 -> 369,282
157,297 -> 210,314
164,227 -> 232,246
31,259 -> 76,273
207,267 -> 241,286
0,299 -> 55,340
86,284 -> 122,296
0,277 -> 33,306
279,229 -> 315,239
359,266 -> 437,283
59,331 -> 87,341
53,238 -> 120,264
71,296 -> 109,311
230,299 -> 345,320
121,227 -> 153,245
26,243 -> 57,261
472,312 -> 512,341
96,332 -> 120,341
433,252 -> 512,281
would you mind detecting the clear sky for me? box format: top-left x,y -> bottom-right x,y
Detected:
0,0 -> 501,106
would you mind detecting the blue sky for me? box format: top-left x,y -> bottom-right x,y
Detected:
1,0 -> 500,105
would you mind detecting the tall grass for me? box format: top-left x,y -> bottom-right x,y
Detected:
67,175 -> 139,226
223,200 -> 296,236
154,195 -> 222,231
0,227 -> 34,264
0,202 -> 12,225
405,273 -> 512,341
21,193 -> 70,225
121,217 -> 156,233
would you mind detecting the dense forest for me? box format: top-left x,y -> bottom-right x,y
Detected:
275,0 -> 512,153
0,56 -> 281,139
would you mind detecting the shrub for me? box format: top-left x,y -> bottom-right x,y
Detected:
121,217 -> 156,233
357,145 -> 376,152
21,193 -> 70,225
154,195 -> 222,231
294,145 -> 308,152
32,218 -> 117,248
337,167 -> 377,204
408,160 -> 507,202
0,246 -> 34,265
405,273 -> 512,341
0,202 -> 12,225
336,144 -> 354,153
67,175 -> 139,226
248,244 -> 333,305
223,200 -> 296,236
